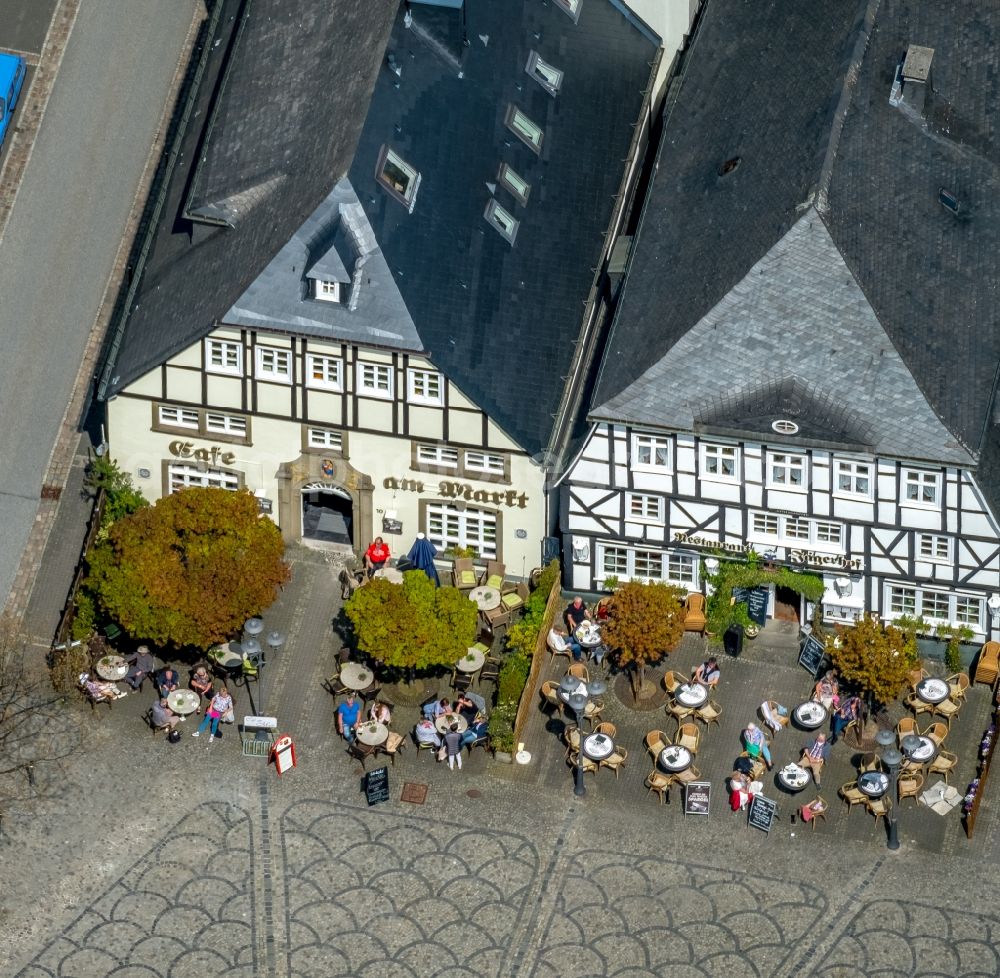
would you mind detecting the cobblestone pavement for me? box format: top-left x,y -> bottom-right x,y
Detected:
8,551 -> 1000,976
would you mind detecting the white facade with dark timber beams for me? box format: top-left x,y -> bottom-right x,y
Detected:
560,423 -> 1000,641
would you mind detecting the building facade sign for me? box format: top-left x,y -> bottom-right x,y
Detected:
672,532 -> 862,571
168,440 -> 237,466
383,477 -> 528,508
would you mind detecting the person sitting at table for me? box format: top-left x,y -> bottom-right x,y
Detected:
693,657 -> 720,688
82,674 -> 121,702
830,693 -> 862,743
455,694 -> 478,727
336,692 -> 362,744
461,714 -> 488,748
742,722 -> 772,769
564,597 -> 591,632
124,645 -> 156,691
364,536 -> 391,575
190,665 -> 213,713
548,625 -> 583,663
799,797 -> 827,823
595,597 -> 611,623
729,772 -> 752,813
369,701 -> 392,726
443,723 -> 464,771
415,717 -> 442,749
801,733 -> 831,786
155,666 -> 180,696
813,670 -> 840,710
760,700 -> 789,735
423,697 -> 452,720
151,696 -> 181,732
191,684 -> 232,743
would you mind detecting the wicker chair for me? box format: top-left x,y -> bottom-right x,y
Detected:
760,700 -> 790,736
974,641 -> 1000,686
582,699 -> 604,730
859,753 -> 882,773
540,680 -> 561,712
683,592 -> 706,633
322,668 -> 350,697
500,583 -> 530,617
904,692 -> 934,718
907,665 -> 930,691
897,771 -> 923,805
865,794 -> 891,827
928,749 -> 958,783
547,632 -> 573,664
645,770 -> 671,804
478,654 -> 500,685
675,722 -> 701,753
663,670 -> 686,694
479,560 -> 506,590
667,700 -> 697,726
567,751 -> 598,777
800,796 -> 828,830
594,721 -> 617,738
932,697 -> 960,727
946,672 -> 970,702
896,717 -> 918,743
381,731 -> 406,765
839,780 -> 867,815
695,699 -> 723,728
451,557 -> 478,591
736,751 -> 766,782
568,662 -> 590,682
645,729 -> 669,759
600,747 -> 628,778
675,764 -> 702,785
924,721 -> 948,747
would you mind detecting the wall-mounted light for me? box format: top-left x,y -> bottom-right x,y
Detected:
988,593 -> 1000,625
704,557 -> 720,574
834,576 -> 852,598
572,540 -> 590,564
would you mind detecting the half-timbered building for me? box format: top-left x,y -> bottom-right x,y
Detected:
97,0 -> 662,576
560,0 -> 1000,641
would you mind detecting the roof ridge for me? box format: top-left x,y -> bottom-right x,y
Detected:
815,0 -> 881,215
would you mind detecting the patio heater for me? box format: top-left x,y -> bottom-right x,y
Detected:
875,728 -> 902,850
559,674 -> 607,798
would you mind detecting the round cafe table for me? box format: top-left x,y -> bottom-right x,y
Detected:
777,763 -> 811,792
793,701 -> 828,730
456,647 -> 485,673
659,745 -> 693,773
904,735 -> 937,764
582,733 -> 615,761
435,712 -> 468,735
858,770 -> 889,798
356,720 -> 389,747
468,585 -> 502,612
375,566 -> 404,584
916,678 -> 950,705
340,662 -> 375,691
167,690 -> 200,715
675,683 -> 709,709
95,655 -> 128,681
575,624 -> 602,649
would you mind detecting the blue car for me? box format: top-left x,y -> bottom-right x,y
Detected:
0,52 -> 27,152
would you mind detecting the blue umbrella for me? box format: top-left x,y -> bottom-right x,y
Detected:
406,533 -> 440,585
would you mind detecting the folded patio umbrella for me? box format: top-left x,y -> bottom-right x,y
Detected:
406,532 -> 440,585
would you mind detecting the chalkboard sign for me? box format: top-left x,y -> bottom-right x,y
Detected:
798,634 -> 826,677
732,586 -> 768,626
684,781 -> 711,816
748,794 -> 777,833
364,765 -> 390,806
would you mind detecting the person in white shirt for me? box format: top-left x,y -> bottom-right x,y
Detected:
548,626 -> 582,662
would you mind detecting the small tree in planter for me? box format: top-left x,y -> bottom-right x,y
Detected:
601,581 -> 686,701
827,614 -> 918,710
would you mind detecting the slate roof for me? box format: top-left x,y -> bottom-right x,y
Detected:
98,0 -> 397,398
593,0 -> 1000,468
336,0 -> 656,455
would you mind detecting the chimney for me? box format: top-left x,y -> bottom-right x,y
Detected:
889,45 -> 934,111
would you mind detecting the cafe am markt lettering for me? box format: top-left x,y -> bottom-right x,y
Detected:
673,532 -> 862,571
384,477 -> 528,509
169,440 -> 237,466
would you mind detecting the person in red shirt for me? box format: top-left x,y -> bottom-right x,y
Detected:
365,536 -> 391,574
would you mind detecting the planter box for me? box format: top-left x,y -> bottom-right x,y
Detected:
494,751 -> 513,764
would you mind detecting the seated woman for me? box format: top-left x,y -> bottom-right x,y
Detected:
799,797 -> 827,823
82,675 -> 122,702
813,671 -> 840,711
742,722 -> 772,769
830,694 -> 861,743
369,701 -> 392,726
760,700 -> 789,734
461,714 -> 489,747
729,772 -> 752,812
423,697 -> 452,720
693,657 -> 721,688
415,717 -> 441,748
594,598 -> 611,623
190,666 -> 213,713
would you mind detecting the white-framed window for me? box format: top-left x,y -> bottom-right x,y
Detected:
205,338 -> 242,375
307,427 -> 344,451
376,146 -> 421,209
767,452 -> 806,489
700,443 -> 738,480
205,412 -> 247,436
426,503 -> 498,559
498,163 -> 530,205
525,50 -> 563,95
631,433 -> 671,470
407,368 -> 443,405
784,516 -> 811,540
306,354 -> 343,391
484,199 -> 519,244
596,543 -> 697,586
416,444 -> 460,468
167,463 -> 239,493
752,513 -> 779,536
834,459 -> 873,498
749,511 -> 843,549
158,406 -> 199,429
885,584 -> 984,630
464,451 -> 505,476
505,105 -> 544,154
814,521 -> 842,545
626,493 -> 664,523
917,533 -> 951,562
255,346 -> 292,383
314,280 -> 342,303
357,362 -> 393,399
902,468 -> 940,507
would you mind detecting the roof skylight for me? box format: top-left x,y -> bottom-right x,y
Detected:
553,0 -> 582,23
505,105 -> 544,154
498,163 -> 531,205
375,146 -> 421,212
484,199 -> 519,244
526,51 -> 563,96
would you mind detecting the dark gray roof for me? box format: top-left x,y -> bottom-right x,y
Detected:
593,0 -> 1000,465
99,0 -> 396,397
343,0 -> 656,454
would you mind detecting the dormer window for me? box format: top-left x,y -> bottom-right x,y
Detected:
376,146 -> 421,211
314,280 -> 342,303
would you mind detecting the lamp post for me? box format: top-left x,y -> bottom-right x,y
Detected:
240,620 -> 286,716
558,674 -> 607,797
875,728 -> 902,850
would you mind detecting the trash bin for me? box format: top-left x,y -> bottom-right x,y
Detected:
724,624 -> 744,658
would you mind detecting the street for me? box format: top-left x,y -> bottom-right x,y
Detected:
0,0 -> 198,609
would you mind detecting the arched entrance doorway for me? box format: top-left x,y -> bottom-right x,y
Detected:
301,483 -> 353,546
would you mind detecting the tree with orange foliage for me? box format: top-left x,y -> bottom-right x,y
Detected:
85,488 -> 290,649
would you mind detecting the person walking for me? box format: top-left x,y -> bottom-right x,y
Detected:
192,685 -> 232,743
444,723 -> 463,770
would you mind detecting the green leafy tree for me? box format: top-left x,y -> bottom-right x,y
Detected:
601,581 -> 686,700
84,488 -> 289,649
827,615 -> 918,707
344,572 -> 477,673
